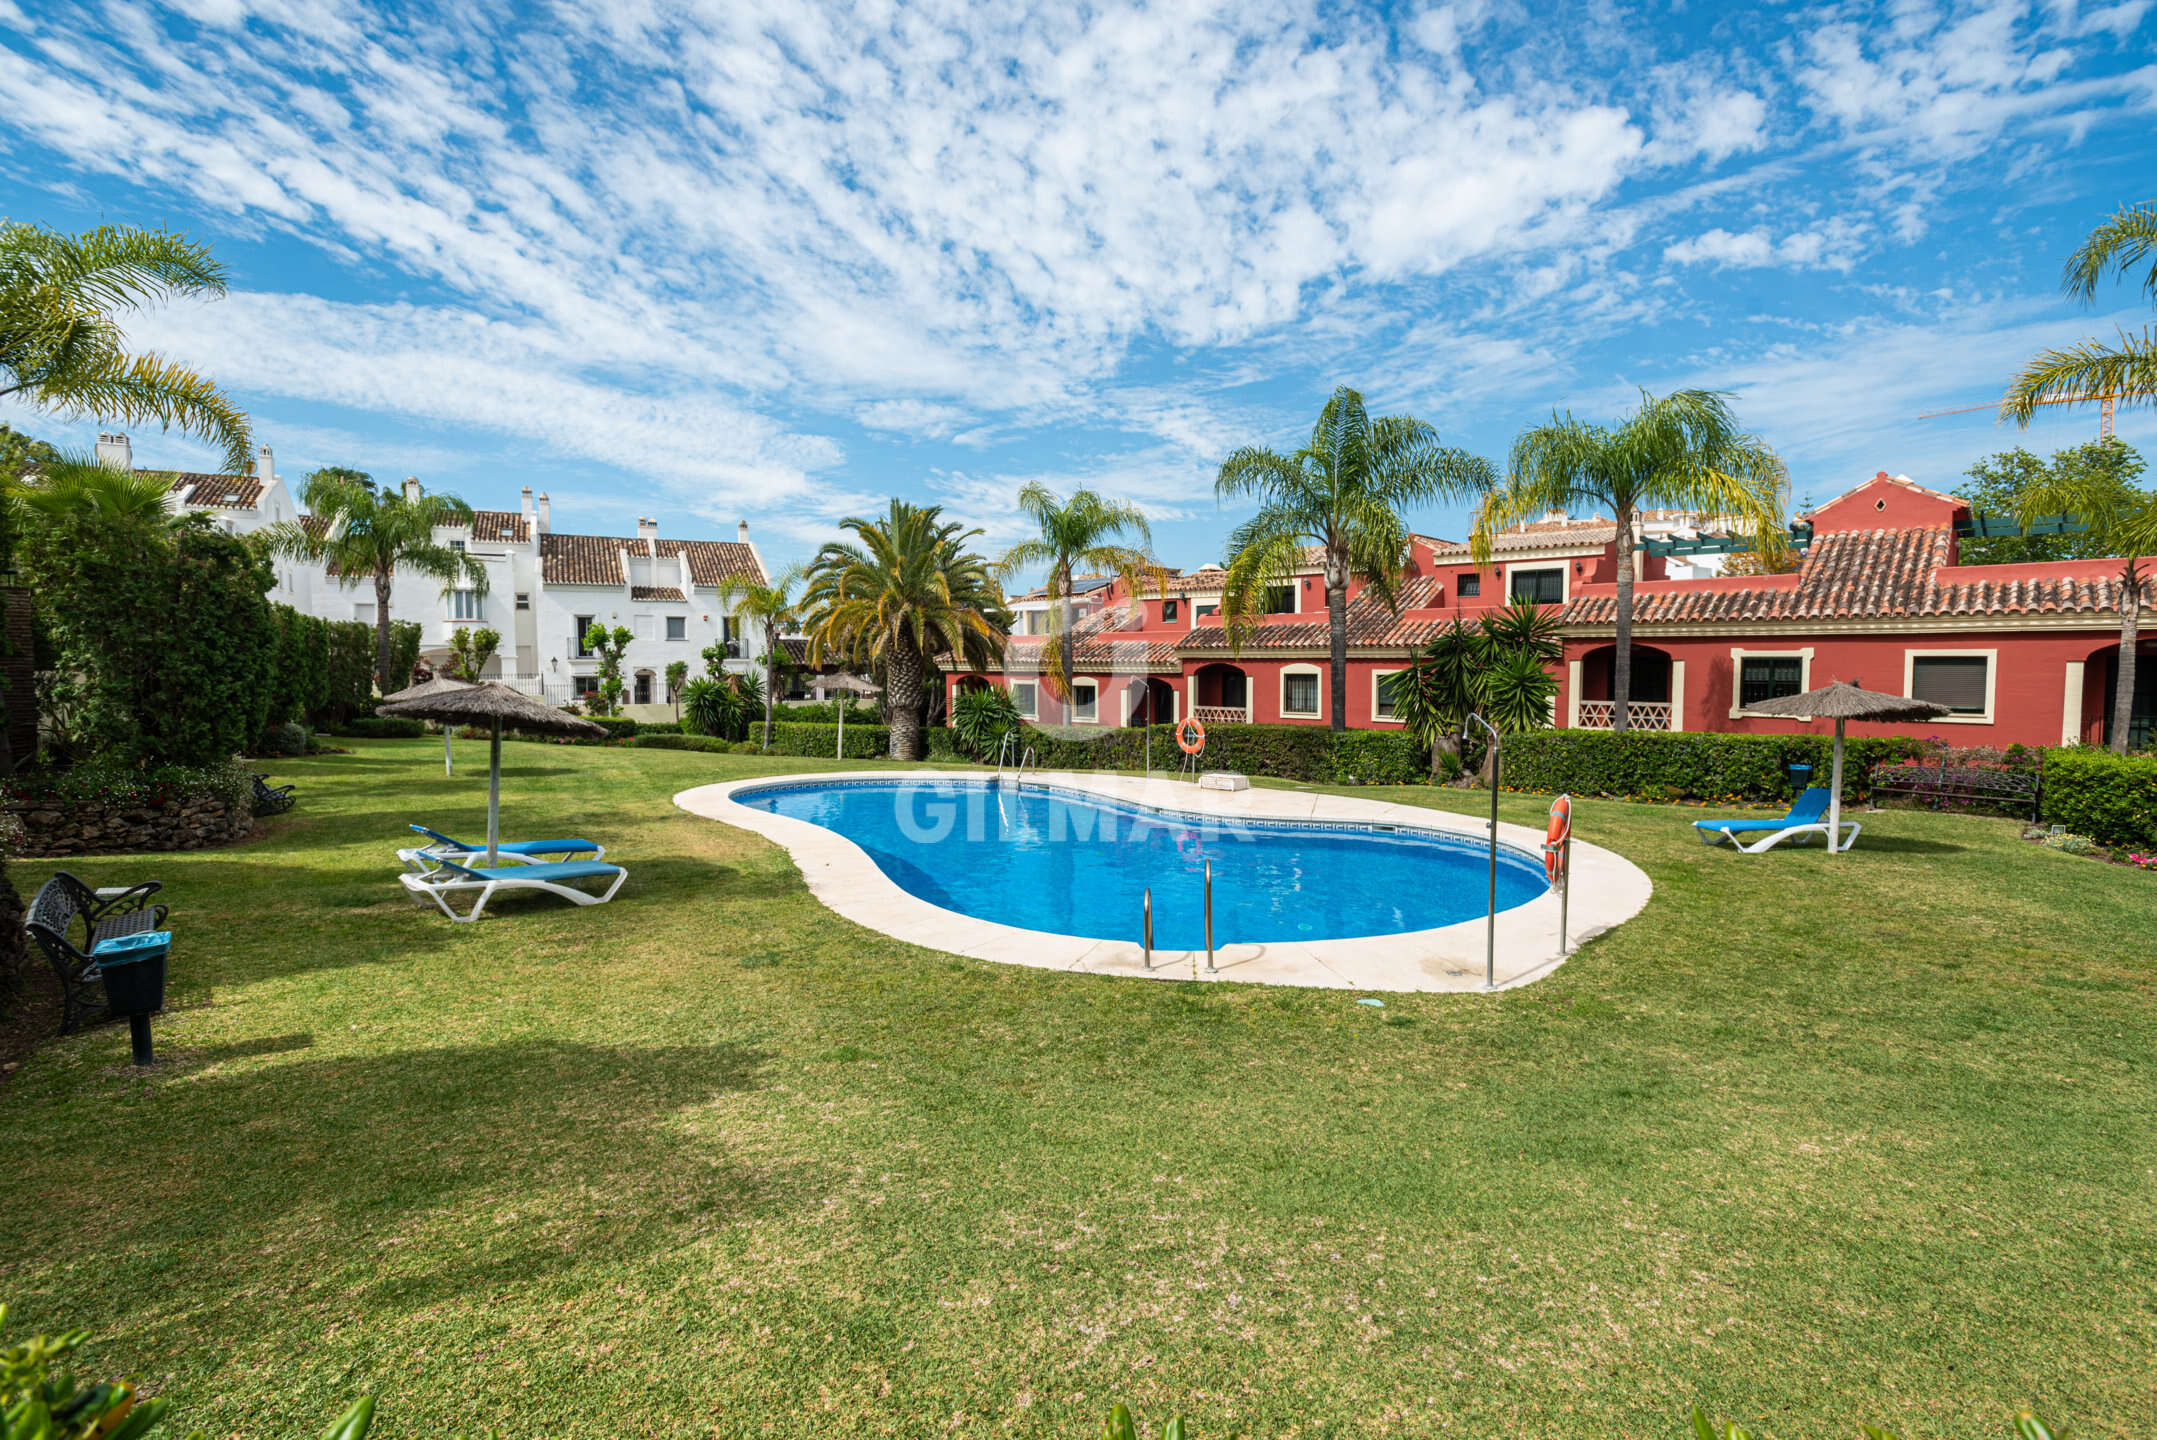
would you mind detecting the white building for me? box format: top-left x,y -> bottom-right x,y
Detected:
99,432 -> 768,712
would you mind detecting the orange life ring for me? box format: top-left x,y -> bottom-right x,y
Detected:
1176,716 -> 1207,755
1544,794 -> 1572,884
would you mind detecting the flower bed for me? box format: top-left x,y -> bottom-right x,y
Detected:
2,763 -> 255,857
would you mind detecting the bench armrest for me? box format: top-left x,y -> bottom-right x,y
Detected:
86,881 -> 162,919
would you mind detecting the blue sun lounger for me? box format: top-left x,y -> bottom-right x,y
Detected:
399,824 -> 605,874
399,854 -> 628,922
1693,787 -> 1861,854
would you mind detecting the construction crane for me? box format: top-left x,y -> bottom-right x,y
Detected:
1917,391 -> 2143,440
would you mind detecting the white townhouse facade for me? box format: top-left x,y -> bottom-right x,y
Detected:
99,432 -> 768,707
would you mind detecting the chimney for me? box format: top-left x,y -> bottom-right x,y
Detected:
638,516 -> 658,557
403,476 -> 422,502
536,492 -> 551,533
737,519 -> 749,544
256,445 -> 275,485
95,433 -> 133,470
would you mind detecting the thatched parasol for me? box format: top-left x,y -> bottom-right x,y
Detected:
380,676 -> 476,776
379,684 -> 606,864
1741,681 -> 1950,853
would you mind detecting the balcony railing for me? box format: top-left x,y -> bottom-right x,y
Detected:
1577,700 -> 1672,731
1191,704 -> 1251,726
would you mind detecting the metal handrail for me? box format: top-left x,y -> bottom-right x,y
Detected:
1467,713 -> 1501,992
1014,745 -> 1035,789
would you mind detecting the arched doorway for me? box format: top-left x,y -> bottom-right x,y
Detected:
1126,677 -> 1178,726
2082,638 -> 2157,749
633,669 -> 654,706
1577,644 -> 1672,730
1192,663 -> 1250,723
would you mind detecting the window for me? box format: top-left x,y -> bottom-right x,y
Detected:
666,615 -> 687,642
574,615 -> 595,657
1457,574 -> 1480,598
1910,654 -> 1992,716
450,589 -> 483,622
1264,585 -> 1296,615
572,674 -> 599,699
1010,681 -> 1038,718
721,616 -> 740,657
1510,568 -> 1563,604
1072,680 -> 1097,722
1739,656 -> 1804,709
1374,671 -> 1403,720
1195,604 -> 1218,619
450,538 -> 466,552
1282,669 -> 1321,717
514,592 -> 530,611
1161,599 -> 1179,623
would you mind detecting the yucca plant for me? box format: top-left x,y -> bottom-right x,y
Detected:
1390,596 -> 1560,778
950,684 -> 1022,760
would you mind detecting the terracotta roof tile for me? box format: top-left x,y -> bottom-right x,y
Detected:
470,509 -> 530,543
1177,576 -> 1449,652
169,471 -> 262,509
630,585 -> 686,602
539,533 -> 627,585
656,538 -> 766,587
1560,525 -> 2154,627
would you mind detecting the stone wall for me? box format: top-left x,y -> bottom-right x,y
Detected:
8,789 -> 254,858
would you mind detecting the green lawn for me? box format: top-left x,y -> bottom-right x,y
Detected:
0,740 -> 2150,1439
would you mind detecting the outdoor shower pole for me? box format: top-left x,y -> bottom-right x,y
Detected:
1468,714 -> 1501,991
837,699 -> 844,760
1203,860 -> 1216,975
1142,887 -> 1153,970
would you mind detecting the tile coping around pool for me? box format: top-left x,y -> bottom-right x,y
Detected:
674,771 -> 1654,993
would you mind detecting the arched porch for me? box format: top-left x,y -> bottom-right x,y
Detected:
2072,638 -> 2157,749
1191,663 -> 1250,725
1123,677 -> 1179,726
1572,643 -> 1677,731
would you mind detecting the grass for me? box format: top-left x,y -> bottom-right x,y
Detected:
0,739 -> 2150,1439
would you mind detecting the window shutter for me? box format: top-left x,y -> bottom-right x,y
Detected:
1911,657 -> 1988,713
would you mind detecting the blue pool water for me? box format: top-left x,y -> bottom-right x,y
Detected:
735,780 -> 1548,948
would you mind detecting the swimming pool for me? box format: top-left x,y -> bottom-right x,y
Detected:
733,778 -> 1549,949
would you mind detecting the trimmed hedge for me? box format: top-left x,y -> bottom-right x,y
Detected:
1499,730 -> 1932,804
2041,748 -> 2157,847
767,721 -> 895,759
586,715 -> 643,742
634,733 -> 735,754
340,716 -> 426,739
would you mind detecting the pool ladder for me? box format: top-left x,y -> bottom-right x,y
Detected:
994,733 -> 1035,790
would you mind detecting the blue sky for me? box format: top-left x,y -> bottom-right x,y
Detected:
2,0 -> 2153,576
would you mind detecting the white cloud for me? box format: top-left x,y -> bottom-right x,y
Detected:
1663,219 -> 1870,270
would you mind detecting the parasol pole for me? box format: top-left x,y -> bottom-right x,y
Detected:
486,715 -> 503,866
445,725 -> 454,777
1828,717 -> 1845,855
837,693 -> 844,760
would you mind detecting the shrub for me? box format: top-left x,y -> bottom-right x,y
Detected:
1325,729 -> 1428,785
339,717 -> 425,740
766,721 -> 893,759
587,715 -> 642,742
778,697 -> 882,725
319,619 -> 377,723
2040,746 -> 2157,847
633,733 -> 735,754
254,721 -> 308,757
1499,730 -> 1931,803
3,762 -> 250,814
2040,830 -> 2097,854
950,685 -> 1021,759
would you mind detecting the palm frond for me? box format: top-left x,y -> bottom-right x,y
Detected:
2001,329 -> 2157,426
2062,201 -> 2157,306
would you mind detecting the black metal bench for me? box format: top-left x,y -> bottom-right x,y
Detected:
251,772 -> 296,816
24,872 -> 169,1033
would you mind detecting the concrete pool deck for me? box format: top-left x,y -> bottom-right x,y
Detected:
675,771 -> 1654,992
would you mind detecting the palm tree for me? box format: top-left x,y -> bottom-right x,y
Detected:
2014,472 -> 2157,752
1216,386 -> 1495,731
803,500 -> 1009,760
1390,597 -> 1561,780
2003,200 -> 2157,431
715,565 -> 810,752
260,470 -> 486,694
0,222 -> 252,473
4,452 -> 182,526
994,483 -> 1164,711
1477,389 -> 1786,733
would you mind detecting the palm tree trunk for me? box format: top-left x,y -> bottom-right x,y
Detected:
1326,564 -> 1348,732
763,623 -> 777,751
1057,566 -> 1074,720
887,632 -> 924,761
1611,503 -> 1634,736
2113,556 -> 2143,753
373,568 -> 395,696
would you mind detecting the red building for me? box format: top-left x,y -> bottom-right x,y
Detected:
947,472 -> 2155,751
